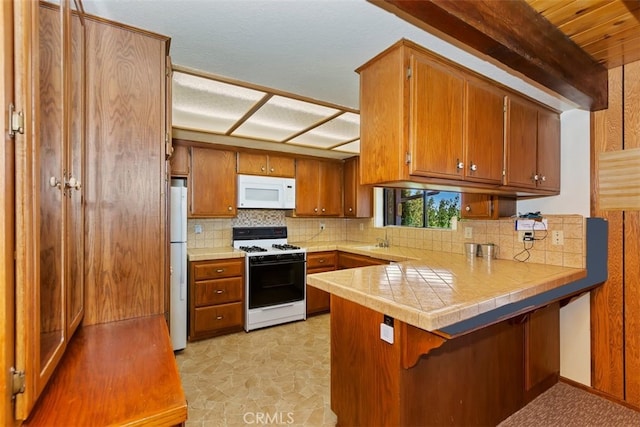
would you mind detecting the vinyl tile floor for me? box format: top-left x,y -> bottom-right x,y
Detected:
176,314 -> 336,427
177,313 -> 640,427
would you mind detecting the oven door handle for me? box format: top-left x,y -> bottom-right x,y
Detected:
260,303 -> 295,311
249,259 -> 306,267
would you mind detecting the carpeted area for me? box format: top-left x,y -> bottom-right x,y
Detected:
499,381 -> 640,427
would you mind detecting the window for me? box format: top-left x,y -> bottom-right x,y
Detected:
383,188 -> 460,228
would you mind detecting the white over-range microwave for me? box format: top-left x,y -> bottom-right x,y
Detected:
237,174 -> 296,209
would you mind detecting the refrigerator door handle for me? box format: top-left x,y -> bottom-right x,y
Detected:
180,245 -> 186,301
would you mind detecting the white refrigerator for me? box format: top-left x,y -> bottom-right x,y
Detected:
170,179 -> 188,351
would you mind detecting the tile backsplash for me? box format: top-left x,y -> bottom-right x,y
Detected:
187,211 -> 585,269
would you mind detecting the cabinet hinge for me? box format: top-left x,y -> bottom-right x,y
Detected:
406,66 -> 412,79
165,133 -> 173,160
9,103 -> 25,137
11,367 -> 25,399
405,152 -> 411,164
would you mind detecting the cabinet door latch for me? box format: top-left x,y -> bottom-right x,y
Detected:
9,103 -> 25,137
11,367 -> 25,399
405,152 -> 411,164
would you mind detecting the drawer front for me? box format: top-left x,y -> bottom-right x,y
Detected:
194,302 -> 243,333
307,251 -> 337,270
193,259 -> 243,280
195,277 -> 243,307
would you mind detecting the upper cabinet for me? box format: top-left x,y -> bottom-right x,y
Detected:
170,143 -> 189,176
189,146 -> 237,217
357,39 -> 559,196
237,152 -> 295,178
343,157 -> 372,218
505,95 -> 561,193
295,158 -> 343,217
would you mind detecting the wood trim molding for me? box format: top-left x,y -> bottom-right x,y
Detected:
370,0 -> 608,111
598,148 -> 640,210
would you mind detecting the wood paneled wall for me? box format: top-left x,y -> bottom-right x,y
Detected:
84,18 -> 168,325
591,60 -> 640,407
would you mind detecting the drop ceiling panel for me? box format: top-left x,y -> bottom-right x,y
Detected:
173,72 -> 266,133
231,95 -> 340,142
287,112 -> 360,149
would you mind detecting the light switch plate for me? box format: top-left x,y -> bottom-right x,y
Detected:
380,323 -> 394,344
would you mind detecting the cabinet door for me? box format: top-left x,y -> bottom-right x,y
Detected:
343,157 -> 372,218
465,80 -> 505,184
505,96 -> 538,189
536,109 -> 560,192
189,147 -> 237,217
409,52 -> 465,179
237,152 -> 268,175
460,194 -> 494,220
267,154 -> 295,177
318,160 -> 343,216
295,158 -> 320,216
170,144 -> 189,176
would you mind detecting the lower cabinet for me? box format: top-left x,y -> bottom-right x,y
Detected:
337,251 -> 390,269
306,251 -> 337,316
189,258 -> 244,341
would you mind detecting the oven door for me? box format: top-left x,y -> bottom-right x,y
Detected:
248,255 -> 306,309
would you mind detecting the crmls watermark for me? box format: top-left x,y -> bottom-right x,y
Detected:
243,411 -> 295,425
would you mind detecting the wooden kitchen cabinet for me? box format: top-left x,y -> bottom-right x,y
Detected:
524,302 -> 560,400
505,95 -> 560,193
189,146 -> 237,217
189,258 -> 244,340
237,152 -> 295,177
306,251 -> 337,315
343,156 -> 373,218
357,39 -> 505,189
465,78 -> 506,184
460,194 -> 516,220
170,143 -> 189,176
337,252 -> 390,269
295,158 -> 343,216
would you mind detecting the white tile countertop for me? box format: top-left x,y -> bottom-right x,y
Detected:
302,242 -> 586,332
187,241 -> 586,332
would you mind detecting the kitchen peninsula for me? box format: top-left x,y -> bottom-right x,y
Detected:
306,245 -> 594,426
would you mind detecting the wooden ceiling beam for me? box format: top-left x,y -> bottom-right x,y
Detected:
370,0 -> 608,111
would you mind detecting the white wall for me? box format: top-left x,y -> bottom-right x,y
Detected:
518,108 -> 591,385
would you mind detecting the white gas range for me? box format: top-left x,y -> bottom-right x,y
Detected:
232,226 -> 306,331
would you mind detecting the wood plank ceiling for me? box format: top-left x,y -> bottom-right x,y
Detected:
525,0 -> 640,70
373,0 -> 640,111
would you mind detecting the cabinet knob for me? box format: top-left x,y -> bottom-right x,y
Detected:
319,259 -> 325,263
314,208 -> 318,212
228,206 -> 233,211
270,167 -> 274,172
539,174 -> 546,182
215,289 -> 224,294
321,208 -> 326,212
49,176 -> 61,189
216,268 -> 224,273
261,166 -> 266,171
469,163 -> 477,172
465,205 -> 471,212
532,174 -> 539,182
216,315 -> 224,320
65,175 -> 82,191
348,207 -> 353,212
456,160 -> 464,170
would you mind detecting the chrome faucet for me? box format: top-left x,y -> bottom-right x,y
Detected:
376,231 -> 390,248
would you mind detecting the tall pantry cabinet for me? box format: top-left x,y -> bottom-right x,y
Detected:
12,2 -> 171,422
83,18 -> 170,325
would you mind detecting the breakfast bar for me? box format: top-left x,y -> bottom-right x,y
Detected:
306,219 -> 606,426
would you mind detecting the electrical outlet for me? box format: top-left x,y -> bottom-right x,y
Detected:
552,230 -> 564,245
194,224 -> 202,234
320,223 -> 325,231
464,227 -> 473,239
